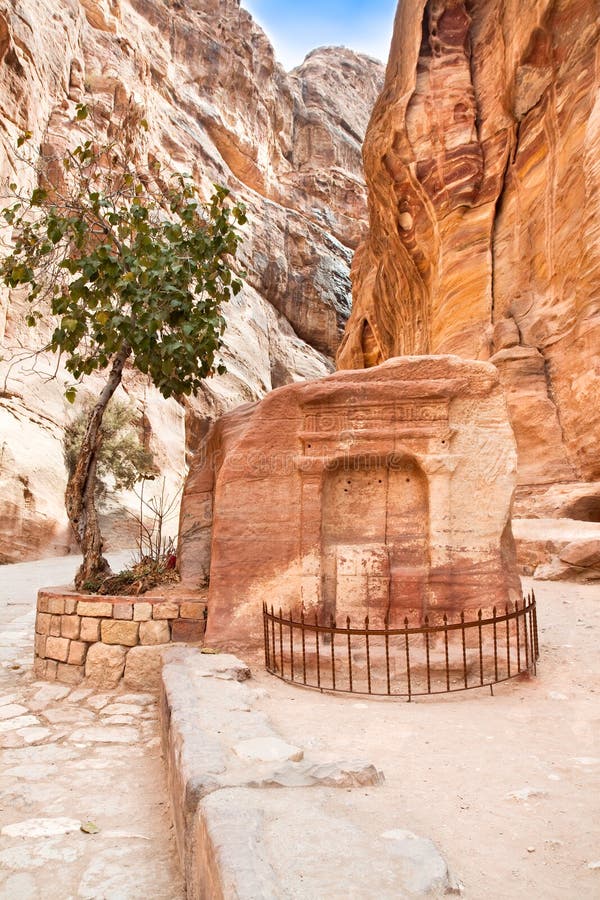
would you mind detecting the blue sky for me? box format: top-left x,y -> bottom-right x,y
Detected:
241,0 -> 397,70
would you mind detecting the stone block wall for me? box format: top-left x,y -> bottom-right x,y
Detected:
34,588 -> 207,688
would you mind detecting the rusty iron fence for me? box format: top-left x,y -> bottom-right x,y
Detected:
263,593 -> 539,699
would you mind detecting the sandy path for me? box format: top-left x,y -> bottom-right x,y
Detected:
0,554 -> 184,900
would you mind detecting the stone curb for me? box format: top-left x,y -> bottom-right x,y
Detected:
159,649 -> 464,900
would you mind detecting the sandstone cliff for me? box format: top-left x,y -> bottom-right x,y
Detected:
338,0 -> 600,514
0,0 -> 383,561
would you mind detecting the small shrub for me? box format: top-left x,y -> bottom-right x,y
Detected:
63,397 -> 156,503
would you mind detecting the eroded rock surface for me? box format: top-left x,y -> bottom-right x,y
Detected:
0,0 -> 383,561
338,0 -> 600,506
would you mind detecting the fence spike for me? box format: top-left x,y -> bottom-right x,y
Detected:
477,608 -> 484,685
492,605 -> 498,682
365,614 -> 371,694
443,613 -> 450,691
424,615 -> 431,693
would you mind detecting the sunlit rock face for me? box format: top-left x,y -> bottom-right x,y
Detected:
338,0 -> 600,506
179,356 -> 521,653
0,0 -> 383,561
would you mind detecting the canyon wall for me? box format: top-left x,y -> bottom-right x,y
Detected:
338,0 -> 600,513
0,0 -> 383,561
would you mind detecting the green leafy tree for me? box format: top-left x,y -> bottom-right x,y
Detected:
1,105 -> 245,588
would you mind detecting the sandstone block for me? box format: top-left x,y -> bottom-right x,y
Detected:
171,618 -> 204,643
33,657 -> 46,678
64,598 -> 78,614
34,633 -> 46,658
45,636 -> 70,663
76,600 -> 113,617
85,643 -> 127,689
61,615 -> 81,640
233,737 -> 303,763
68,641 -> 88,666
123,645 -> 166,690
101,620 -> 139,647
80,617 -> 101,642
162,649 -> 252,682
195,789 -> 459,898
152,602 -> 179,620
139,620 -> 170,645
48,597 -> 65,615
35,612 -> 51,635
113,602 -> 134,620
49,615 -> 62,637
56,663 -> 84,685
559,540 -> 600,569
179,601 -> 205,620
37,595 -> 51,613
253,759 -> 384,789
45,660 -> 58,679
133,602 -> 153,621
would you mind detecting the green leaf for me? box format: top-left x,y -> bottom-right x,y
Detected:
30,188 -> 48,206
65,386 -> 77,404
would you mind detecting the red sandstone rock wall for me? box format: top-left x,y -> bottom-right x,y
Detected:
180,356 -> 521,652
0,0 -> 383,561
337,0 -> 600,505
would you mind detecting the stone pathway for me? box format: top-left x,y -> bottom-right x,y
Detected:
0,555 -> 183,900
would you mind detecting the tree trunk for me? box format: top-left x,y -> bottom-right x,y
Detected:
66,343 -> 131,589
